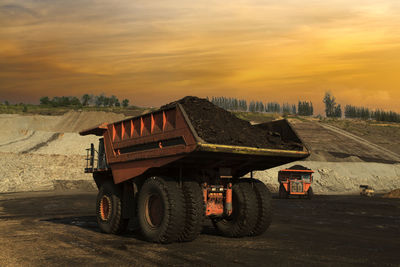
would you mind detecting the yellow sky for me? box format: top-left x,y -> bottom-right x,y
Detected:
0,0 -> 399,113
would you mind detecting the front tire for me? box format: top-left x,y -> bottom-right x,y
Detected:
137,176 -> 185,243
96,181 -> 129,234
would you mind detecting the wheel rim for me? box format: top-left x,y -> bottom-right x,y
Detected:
145,194 -> 164,227
100,195 -> 112,221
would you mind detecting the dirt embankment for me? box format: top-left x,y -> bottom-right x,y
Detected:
0,111 -> 126,133
322,119 -> 400,155
0,111 -> 126,192
0,111 -> 126,155
0,99 -> 399,195
289,120 -> 400,164
0,152 -> 96,193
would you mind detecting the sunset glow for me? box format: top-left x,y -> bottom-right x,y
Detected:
1,0 -> 399,113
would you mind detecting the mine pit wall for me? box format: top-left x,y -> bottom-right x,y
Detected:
1,111 -> 399,194
0,152 -> 97,193
255,161 -> 400,195
1,150 -> 399,194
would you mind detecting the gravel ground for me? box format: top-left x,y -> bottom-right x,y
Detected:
0,191 -> 398,266
0,152 -> 95,193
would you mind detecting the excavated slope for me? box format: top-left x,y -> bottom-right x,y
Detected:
0,104 -> 399,194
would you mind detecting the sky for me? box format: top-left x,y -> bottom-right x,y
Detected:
0,0 -> 399,113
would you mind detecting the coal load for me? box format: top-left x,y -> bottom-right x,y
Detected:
161,96 -> 303,150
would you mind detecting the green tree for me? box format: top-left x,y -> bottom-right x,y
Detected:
249,101 -> 256,112
95,94 -> 105,107
40,96 -> 51,105
122,99 -> 129,107
109,95 -> 118,107
335,104 -> 342,118
282,103 -> 291,114
323,92 -> 337,117
102,97 -> 110,107
81,94 -> 92,106
70,96 -> 81,106
297,101 -> 313,116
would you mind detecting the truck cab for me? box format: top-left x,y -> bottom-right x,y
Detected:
278,166 -> 314,199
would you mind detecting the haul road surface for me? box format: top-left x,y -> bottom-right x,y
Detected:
0,191 -> 398,266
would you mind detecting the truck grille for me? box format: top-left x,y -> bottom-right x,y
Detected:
291,181 -> 303,193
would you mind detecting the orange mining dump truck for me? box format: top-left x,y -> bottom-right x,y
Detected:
278,165 -> 314,199
80,97 -> 310,243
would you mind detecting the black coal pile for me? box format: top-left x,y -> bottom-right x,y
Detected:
161,96 -> 303,150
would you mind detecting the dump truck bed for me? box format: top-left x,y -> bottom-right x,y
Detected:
80,101 -> 309,183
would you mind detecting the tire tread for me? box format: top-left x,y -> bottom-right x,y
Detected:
179,181 -> 205,242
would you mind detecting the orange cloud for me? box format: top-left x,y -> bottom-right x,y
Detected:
0,0 -> 399,113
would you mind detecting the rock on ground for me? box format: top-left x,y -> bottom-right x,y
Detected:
383,189 -> 400,198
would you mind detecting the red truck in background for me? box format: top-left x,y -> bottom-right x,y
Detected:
278,165 -> 314,199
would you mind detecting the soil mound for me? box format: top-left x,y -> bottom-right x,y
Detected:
162,96 -> 302,150
287,165 -> 312,170
382,189 -> 400,198
0,111 -> 126,134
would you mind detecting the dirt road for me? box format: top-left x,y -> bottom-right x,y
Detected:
319,123 -> 400,162
290,120 -> 399,163
0,191 -> 398,266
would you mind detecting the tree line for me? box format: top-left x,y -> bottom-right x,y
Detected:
210,97 -> 248,111
324,92 -> 399,122
344,104 -> 400,122
210,96 -> 313,115
2,93 -> 399,122
344,105 -> 371,119
297,101 -> 313,116
211,94 -> 399,123
39,94 -> 130,108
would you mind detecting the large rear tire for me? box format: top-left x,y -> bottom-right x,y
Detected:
96,181 -> 129,234
248,179 -> 272,236
137,176 -> 185,243
212,181 -> 257,237
178,180 -> 205,242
